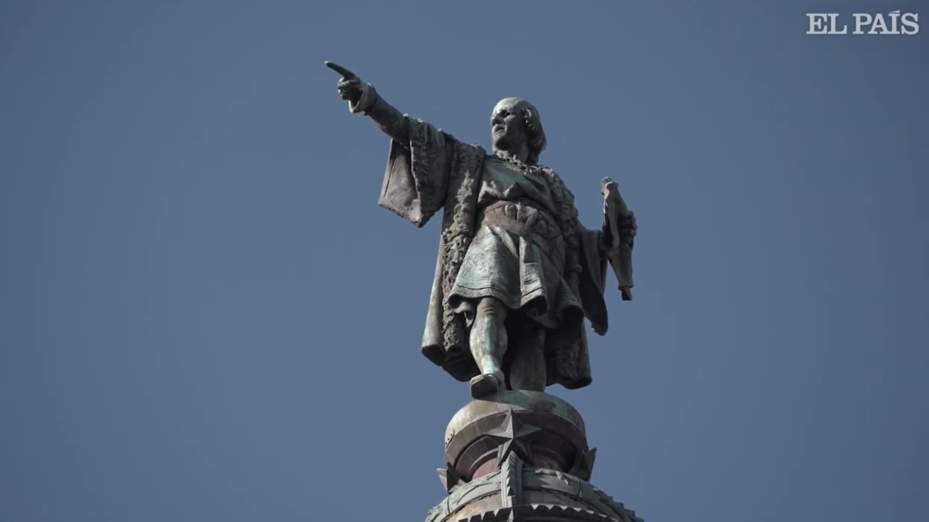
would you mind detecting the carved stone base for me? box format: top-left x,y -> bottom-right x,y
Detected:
426,391 -> 643,522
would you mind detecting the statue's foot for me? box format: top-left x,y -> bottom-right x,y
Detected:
470,372 -> 504,399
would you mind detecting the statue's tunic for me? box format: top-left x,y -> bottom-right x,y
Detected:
377,118 -> 609,390
448,157 -> 582,333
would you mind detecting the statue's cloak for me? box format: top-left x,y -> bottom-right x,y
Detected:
377,118 -> 609,390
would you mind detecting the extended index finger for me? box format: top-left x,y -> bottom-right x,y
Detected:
324,61 -> 357,79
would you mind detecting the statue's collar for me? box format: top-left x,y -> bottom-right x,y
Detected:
491,152 -> 544,173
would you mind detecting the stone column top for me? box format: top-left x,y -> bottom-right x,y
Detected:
445,390 -> 586,447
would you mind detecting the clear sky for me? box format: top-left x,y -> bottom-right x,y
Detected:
1,1 -> 927,521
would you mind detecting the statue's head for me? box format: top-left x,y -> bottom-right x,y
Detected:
490,97 -> 547,164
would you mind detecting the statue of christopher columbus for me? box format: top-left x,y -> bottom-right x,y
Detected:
325,61 -> 637,399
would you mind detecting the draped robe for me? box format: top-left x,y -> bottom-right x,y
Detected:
377,118 -> 610,390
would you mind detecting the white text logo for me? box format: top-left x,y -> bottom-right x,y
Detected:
806,11 -> 919,35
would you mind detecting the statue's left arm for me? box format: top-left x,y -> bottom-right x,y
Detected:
564,177 -> 638,335
576,223 -> 610,335
547,167 -> 610,335
601,178 -> 636,301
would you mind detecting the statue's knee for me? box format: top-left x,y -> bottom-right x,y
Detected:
476,297 -> 507,323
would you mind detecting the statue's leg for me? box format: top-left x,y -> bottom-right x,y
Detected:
469,297 -> 508,398
508,321 -> 547,392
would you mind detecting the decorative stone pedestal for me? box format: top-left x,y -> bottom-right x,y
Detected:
424,391 -> 643,522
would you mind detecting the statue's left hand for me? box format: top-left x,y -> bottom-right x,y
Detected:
618,210 -> 636,244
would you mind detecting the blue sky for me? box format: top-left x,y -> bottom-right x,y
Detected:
1,1 -> 927,521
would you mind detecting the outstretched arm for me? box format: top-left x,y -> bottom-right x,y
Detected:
325,61 -> 459,228
362,92 -> 410,146
325,61 -> 410,145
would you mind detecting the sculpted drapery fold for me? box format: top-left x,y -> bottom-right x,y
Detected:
379,118 -> 485,381
378,118 -> 610,390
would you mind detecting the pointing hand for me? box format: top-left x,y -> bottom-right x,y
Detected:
325,61 -> 365,106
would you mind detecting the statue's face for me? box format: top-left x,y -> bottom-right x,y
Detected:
490,98 -> 527,152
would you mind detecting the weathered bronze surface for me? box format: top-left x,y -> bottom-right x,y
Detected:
325,61 -> 637,399
324,61 -> 644,522
427,393 -> 643,522
443,391 -> 591,484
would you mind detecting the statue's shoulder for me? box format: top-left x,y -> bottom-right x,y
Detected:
450,140 -> 485,160
535,163 -> 560,179
427,126 -> 481,153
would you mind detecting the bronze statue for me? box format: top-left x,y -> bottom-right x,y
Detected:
325,61 -> 637,399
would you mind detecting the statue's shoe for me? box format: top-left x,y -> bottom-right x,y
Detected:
469,372 -> 504,399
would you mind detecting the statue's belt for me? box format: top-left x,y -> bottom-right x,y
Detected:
478,200 -> 563,244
